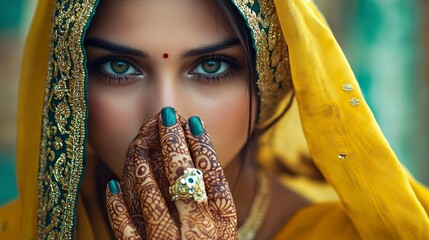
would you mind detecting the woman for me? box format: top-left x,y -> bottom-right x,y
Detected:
1,0 -> 428,239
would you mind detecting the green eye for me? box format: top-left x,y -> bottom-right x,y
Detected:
110,60 -> 130,74
194,58 -> 229,76
201,60 -> 221,74
101,60 -> 137,76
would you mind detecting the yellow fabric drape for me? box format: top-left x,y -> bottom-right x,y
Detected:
272,0 -> 429,238
0,0 -> 53,238
1,0 -> 428,239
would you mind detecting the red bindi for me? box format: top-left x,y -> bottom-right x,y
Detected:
163,53 -> 169,59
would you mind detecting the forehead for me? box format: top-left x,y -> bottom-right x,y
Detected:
87,0 -> 236,52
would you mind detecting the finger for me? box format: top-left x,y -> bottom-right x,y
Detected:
186,116 -> 235,203
158,107 -> 217,238
185,116 -> 238,238
120,116 -> 161,236
121,114 -> 180,238
158,107 -> 195,184
133,150 -> 180,239
106,180 -> 143,240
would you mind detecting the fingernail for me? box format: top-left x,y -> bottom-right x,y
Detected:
161,107 -> 176,127
108,179 -> 120,194
189,116 -> 204,136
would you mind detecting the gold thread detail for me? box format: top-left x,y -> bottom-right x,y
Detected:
38,0 -> 98,239
231,0 -> 292,126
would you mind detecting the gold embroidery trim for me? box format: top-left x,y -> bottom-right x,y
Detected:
231,0 -> 292,127
38,0 -> 98,239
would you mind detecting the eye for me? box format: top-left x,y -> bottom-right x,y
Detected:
194,59 -> 229,75
89,56 -> 144,84
188,55 -> 241,84
101,60 -> 139,76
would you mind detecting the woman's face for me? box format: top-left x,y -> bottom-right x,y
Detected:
86,0 -> 256,177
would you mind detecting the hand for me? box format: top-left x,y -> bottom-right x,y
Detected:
105,108 -> 238,239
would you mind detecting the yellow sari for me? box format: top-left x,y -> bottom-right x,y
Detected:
0,0 -> 428,239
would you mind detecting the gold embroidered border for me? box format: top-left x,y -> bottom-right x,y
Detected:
38,0 -> 98,239
230,0 -> 292,126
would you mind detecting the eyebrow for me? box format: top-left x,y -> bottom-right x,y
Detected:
182,38 -> 241,58
84,38 -> 149,58
84,37 -> 241,58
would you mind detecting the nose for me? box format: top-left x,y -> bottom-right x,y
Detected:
142,73 -> 191,120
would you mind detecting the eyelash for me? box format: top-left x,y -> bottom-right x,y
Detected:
89,55 -> 142,84
189,55 -> 241,84
88,54 -> 241,84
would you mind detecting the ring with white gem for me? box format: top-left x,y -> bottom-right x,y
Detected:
169,168 -> 207,203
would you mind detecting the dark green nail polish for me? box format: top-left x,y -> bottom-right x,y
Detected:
108,180 -> 120,194
189,116 -> 204,136
161,107 -> 176,127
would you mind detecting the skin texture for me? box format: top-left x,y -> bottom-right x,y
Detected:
86,0 -> 256,178
85,1 -> 252,237
106,112 -> 237,239
82,0 -> 311,238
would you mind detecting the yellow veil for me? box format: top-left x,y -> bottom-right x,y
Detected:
1,0 -> 428,239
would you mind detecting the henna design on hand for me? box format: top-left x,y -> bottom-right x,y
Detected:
106,112 -> 237,239
158,118 -> 194,185
123,115 -> 181,239
158,113 -> 237,239
106,187 -> 142,240
107,115 -> 180,239
158,115 -> 219,239
184,121 -> 238,239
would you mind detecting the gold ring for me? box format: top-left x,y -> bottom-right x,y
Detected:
169,168 -> 207,204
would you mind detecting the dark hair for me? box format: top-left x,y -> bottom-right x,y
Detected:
212,0 -> 258,133
212,0 -> 295,186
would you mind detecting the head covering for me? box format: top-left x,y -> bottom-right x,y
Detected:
1,0 -> 428,239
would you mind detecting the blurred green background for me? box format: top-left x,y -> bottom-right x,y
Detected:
0,0 -> 428,206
